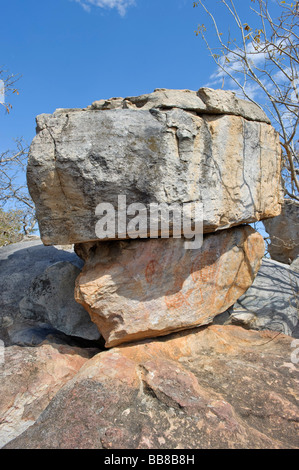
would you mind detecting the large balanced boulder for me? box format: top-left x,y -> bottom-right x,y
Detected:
27,88 -> 282,245
264,199 -> 299,264
75,226 -> 265,347
4,325 -> 299,449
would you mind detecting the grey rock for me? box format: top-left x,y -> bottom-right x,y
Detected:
197,87 -> 271,123
89,87 -> 271,123
216,258 -> 299,337
6,323 -> 61,346
264,200 -> 299,264
19,261 -> 100,340
0,240 -> 100,344
27,89 -> 282,245
291,256 -> 299,272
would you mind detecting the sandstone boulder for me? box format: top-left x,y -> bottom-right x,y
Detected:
0,339 -> 94,448
264,200 -> 299,264
5,325 -> 298,449
27,88 -> 282,245
74,226 -> 265,347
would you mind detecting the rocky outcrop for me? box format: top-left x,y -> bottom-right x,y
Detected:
4,325 -> 298,449
74,226 -> 265,347
215,258 -> 299,337
26,87 -> 284,346
0,339 -> 95,448
264,200 -> 299,264
4,87 -> 296,450
27,88 -> 282,246
0,240 -> 100,345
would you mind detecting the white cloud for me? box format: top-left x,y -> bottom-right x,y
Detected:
72,0 -> 135,16
205,40 -> 280,101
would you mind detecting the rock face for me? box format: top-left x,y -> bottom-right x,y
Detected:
264,200 -> 299,264
215,258 -> 299,337
0,339 -> 94,448
4,325 -> 299,449
18,261 -> 100,341
27,88 -> 282,246
9,87 -> 296,450
0,240 -> 100,345
75,226 -> 265,347
291,256 -> 299,272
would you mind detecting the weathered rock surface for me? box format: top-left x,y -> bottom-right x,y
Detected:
264,200 -> 299,264
5,325 -> 299,449
0,240 -> 100,345
0,339 -> 94,448
19,261 -> 100,341
27,88 -> 282,245
214,258 -> 299,337
291,256 -> 299,272
90,87 -> 271,123
74,226 -> 265,347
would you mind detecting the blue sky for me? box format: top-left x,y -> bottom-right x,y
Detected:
0,0 -> 264,153
2,0 -> 283,242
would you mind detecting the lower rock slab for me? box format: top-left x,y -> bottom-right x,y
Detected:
4,325 -> 298,449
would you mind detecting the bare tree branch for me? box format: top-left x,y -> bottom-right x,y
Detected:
0,68 -> 21,113
194,0 -> 299,200
0,139 -> 36,238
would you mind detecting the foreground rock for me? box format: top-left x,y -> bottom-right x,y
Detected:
75,226 -> 264,347
264,200 -> 299,264
27,88 -> 282,245
5,325 -> 298,449
0,339 -> 94,448
215,258 -> 299,337
0,240 -> 100,345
